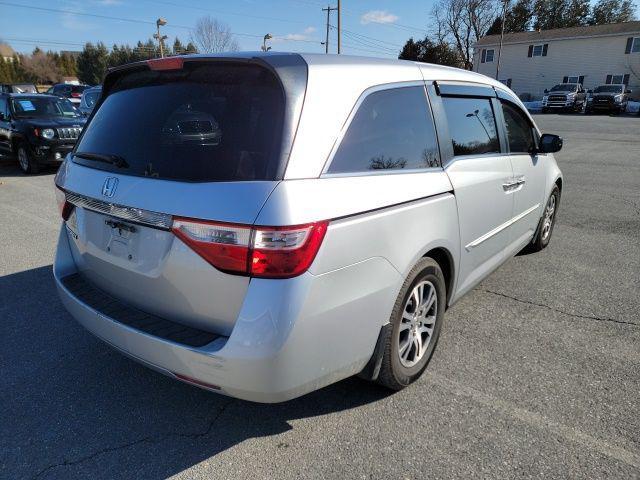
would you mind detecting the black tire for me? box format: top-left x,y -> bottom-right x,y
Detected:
376,257 -> 446,391
526,185 -> 560,253
17,143 -> 40,174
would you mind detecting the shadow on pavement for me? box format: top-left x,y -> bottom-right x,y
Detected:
0,158 -> 59,178
0,265 -> 392,479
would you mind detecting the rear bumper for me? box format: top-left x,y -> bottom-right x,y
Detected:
54,226 -> 400,402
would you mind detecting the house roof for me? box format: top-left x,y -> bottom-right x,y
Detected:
475,20 -> 640,47
0,43 -> 16,58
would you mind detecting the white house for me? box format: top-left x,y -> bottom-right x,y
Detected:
473,21 -> 640,100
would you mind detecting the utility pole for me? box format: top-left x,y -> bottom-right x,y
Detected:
154,17 -> 168,58
495,0 -> 508,80
321,5 -> 337,54
337,0 -> 341,54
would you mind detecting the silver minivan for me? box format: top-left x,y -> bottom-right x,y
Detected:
54,53 -> 563,402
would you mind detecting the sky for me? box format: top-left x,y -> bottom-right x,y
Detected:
0,0 -> 435,58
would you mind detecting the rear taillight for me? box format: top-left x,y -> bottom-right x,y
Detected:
55,186 -> 73,221
71,92 -> 82,98
172,219 -> 251,273
172,218 -> 328,279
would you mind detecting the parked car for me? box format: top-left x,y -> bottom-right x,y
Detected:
53,54 -> 563,403
585,84 -> 631,114
541,83 -> 587,112
45,83 -> 90,106
0,93 -> 86,173
78,86 -> 102,116
0,83 -> 39,94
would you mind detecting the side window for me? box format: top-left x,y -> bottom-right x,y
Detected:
327,86 -> 440,174
441,96 -> 500,156
0,98 -> 7,118
500,101 -> 535,154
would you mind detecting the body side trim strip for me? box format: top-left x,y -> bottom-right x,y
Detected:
465,203 -> 540,251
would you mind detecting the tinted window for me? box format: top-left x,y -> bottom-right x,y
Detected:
0,97 -> 7,117
10,96 -> 80,118
594,85 -> 624,93
83,90 -> 101,107
442,97 -> 500,156
550,84 -> 576,92
327,86 -> 440,174
75,63 -> 284,182
500,101 -> 534,154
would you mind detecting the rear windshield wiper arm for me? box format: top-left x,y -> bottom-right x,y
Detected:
73,152 -> 129,168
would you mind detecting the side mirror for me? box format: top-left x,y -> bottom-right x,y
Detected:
539,134 -> 563,154
544,89 -> 549,93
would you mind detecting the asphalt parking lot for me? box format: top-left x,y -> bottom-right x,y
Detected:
1,113 -> 639,479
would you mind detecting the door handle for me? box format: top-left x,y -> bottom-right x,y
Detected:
502,176 -> 525,192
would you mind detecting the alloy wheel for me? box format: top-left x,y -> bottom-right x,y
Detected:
398,280 -> 437,368
541,194 -> 556,241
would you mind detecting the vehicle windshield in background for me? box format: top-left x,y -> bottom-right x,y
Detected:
12,84 -> 38,93
71,85 -> 88,94
83,90 -> 101,107
593,85 -> 624,93
10,96 -> 80,118
550,84 -> 577,92
74,63 -> 285,182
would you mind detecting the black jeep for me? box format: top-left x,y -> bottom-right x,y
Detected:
0,93 -> 86,174
585,84 -> 631,114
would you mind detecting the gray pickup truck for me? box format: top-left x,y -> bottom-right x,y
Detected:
542,83 -> 587,113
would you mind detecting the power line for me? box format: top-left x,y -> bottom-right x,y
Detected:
0,1 -> 323,45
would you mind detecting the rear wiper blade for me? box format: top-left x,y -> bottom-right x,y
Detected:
73,152 -> 128,168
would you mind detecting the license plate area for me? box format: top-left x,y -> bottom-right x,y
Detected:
104,217 -> 139,261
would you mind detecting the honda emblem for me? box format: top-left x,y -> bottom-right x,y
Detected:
101,177 -> 118,198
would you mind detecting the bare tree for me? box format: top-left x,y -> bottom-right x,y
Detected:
22,50 -> 63,84
191,16 -> 239,53
432,0 -> 499,70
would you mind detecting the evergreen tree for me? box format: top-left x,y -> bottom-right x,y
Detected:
486,0 -> 533,35
590,0 -> 636,24
77,42 -> 109,85
398,37 -> 463,68
172,37 -> 184,55
184,42 -> 198,54
564,0 -> 591,26
533,0 -> 570,30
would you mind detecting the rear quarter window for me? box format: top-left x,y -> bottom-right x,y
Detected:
327,86 -> 440,174
74,62 -> 284,182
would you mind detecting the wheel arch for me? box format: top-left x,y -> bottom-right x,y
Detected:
423,247 -> 455,308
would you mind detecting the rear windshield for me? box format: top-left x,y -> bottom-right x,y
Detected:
74,62 -> 285,182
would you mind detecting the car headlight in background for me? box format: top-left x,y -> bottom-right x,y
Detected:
41,128 -> 55,139
614,95 -> 623,103
543,96 -> 549,103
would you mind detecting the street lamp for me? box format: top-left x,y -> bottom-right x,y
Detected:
262,33 -> 272,52
466,110 -> 491,140
154,17 -> 168,58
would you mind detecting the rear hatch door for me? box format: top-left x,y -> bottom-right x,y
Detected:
56,57 -> 300,336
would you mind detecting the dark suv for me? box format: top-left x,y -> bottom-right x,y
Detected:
542,83 -> 587,112
585,84 -> 631,114
0,93 -> 86,173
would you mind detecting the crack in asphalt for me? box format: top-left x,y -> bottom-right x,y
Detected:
479,289 -> 638,327
31,398 -> 236,480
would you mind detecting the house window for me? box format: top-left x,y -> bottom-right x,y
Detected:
566,76 -> 579,84
480,49 -> 495,63
633,37 -> 640,53
528,43 -> 548,57
485,49 -> 494,62
606,74 -> 630,85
